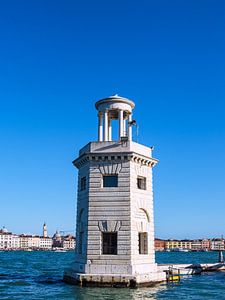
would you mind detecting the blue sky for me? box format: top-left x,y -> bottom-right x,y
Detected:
0,0 -> 224,238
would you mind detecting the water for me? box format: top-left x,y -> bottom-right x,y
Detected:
0,251 -> 225,299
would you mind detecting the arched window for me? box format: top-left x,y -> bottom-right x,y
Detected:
135,208 -> 150,223
136,208 -> 149,255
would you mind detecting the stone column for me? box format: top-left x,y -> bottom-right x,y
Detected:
98,112 -> 103,142
128,114 -> 132,141
108,119 -> 112,141
123,119 -> 127,136
119,110 -> 123,140
104,110 -> 108,141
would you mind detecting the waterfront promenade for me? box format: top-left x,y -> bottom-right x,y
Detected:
0,226 -> 75,252
155,238 -> 225,252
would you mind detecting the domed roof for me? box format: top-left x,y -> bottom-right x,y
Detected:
2,226 -> 8,233
95,94 -> 135,111
53,230 -> 61,238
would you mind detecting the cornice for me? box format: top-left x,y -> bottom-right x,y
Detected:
73,152 -> 158,169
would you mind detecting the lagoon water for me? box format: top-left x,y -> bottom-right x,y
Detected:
0,251 -> 225,299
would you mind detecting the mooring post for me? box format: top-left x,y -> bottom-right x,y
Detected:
218,250 -> 224,263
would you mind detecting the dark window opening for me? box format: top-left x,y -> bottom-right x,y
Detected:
103,175 -> 118,187
102,232 -> 117,255
137,176 -> 146,190
81,177 -> 86,191
139,232 -> 148,254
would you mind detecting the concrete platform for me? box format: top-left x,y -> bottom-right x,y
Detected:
63,263 -> 225,287
63,268 -> 166,288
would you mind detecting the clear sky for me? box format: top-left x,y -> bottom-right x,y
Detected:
0,0 -> 224,238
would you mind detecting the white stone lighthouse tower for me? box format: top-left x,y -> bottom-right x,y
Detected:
64,95 -> 165,287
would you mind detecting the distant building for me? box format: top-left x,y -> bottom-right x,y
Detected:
178,240 -> 192,250
19,234 -> 52,250
201,239 -> 210,251
0,227 -> 20,250
165,239 -> 192,250
154,239 -> 165,251
31,236 -> 40,249
165,240 -> 178,250
191,240 -> 202,251
52,230 -> 62,248
39,237 -> 52,250
0,224 -> 74,251
156,238 -> 212,251
19,234 -> 33,250
62,235 -> 76,250
12,235 -> 20,249
210,238 -> 225,251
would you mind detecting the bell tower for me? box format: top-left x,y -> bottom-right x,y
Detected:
64,95 -> 165,286
43,222 -> 47,238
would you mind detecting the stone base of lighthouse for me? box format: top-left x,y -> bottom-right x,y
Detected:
63,263 -> 166,287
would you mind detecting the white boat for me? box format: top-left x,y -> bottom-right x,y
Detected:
173,247 -> 190,252
179,248 -> 190,252
53,249 -> 67,252
160,265 -> 202,276
178,267 -> 202,275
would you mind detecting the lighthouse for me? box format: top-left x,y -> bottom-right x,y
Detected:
64,95 -> 165,286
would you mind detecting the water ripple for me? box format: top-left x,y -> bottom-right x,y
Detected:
0,251 -> 225,299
